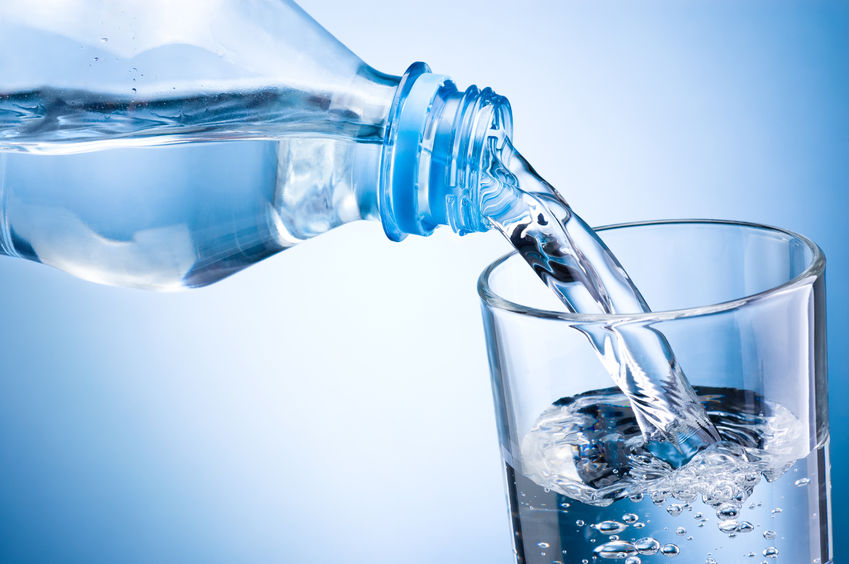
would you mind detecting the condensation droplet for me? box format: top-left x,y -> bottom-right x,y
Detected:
763,529 -> 776,539
623,513 -> 639,524
795,477 -> 811,487
634,523 -> 646,529
625,557 -> 641,564
576,520 -> 585,527
537,542 -> 550,549
763,546 -> 779,558
666,504 -> 683,516
706,559 -> 717,564
675,527 -> 687,536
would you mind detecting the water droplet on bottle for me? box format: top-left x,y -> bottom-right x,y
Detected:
694,512 -> 704,520
629,493 -> 644,503
675,527 -> 687,536
131,88 -> 137,93
795,477 -> 811,487
634,522 -> 646,529
537,542 -> 550,549
634,537 -> 660,555
593,520 -> 628,535
660,543 -> 679,557
763,546 -> 779,558
771,507 -> 782,515
576,520 -> 585,527
100,37 -> 108,43
763,529 -> 776,539
93,57 -> 100,62
623,513 -> 639,524
666,504 -> 683,516
625,557 -> 641,564
706,558 -> 717,564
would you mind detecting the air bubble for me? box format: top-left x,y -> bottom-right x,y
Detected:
593,521 -> 627,535
576,520 -> 585,527
660,544 -> 679,557
634,537 -> 660,555
675,527 -> 687,536
716,503 -> 739,520
625,557 -> 641,564
718,519 -> 739,534
738,521 -> 754,533
593,540 -> 637,559
623,513 -> 639,524
666,504 -> 683,516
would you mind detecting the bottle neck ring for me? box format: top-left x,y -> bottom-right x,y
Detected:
379,63 -> 513,241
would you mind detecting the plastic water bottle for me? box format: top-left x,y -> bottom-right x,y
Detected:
0,0 -> 722,468
0,0 -> 512,289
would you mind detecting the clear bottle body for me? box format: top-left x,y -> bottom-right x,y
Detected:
0,0 -> 511,290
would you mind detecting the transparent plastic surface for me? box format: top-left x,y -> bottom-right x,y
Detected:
479,220 -> 830,564
0,0 -> 520,290
0,0 -> 402,289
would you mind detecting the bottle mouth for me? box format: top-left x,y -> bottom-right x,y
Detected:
378,63 -> 513,241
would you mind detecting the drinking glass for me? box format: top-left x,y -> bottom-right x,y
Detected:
479,220 -> 831,564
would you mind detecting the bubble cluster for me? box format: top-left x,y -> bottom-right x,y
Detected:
521,388 -> 807,508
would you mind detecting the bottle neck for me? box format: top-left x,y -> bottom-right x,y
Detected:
378,63 -> 513,241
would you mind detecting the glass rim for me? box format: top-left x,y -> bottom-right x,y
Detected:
477,218 -> 825,323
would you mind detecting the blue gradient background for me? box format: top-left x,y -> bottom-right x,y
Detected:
0,1 -> 846,562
